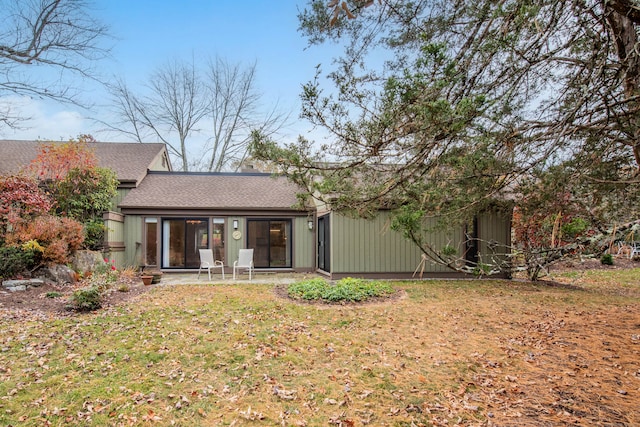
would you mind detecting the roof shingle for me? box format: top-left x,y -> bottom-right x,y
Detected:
0,140 -> 168,185
119,172 -> 304,211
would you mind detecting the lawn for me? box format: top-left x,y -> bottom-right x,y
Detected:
1,269 -> 639,426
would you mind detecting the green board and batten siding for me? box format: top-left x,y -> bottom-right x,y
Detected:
329,212 -> 463,275
117,216 -> 315,270
328,209 -> 510,276
123,214 -> 143,267
477,209 -> 512,267
111,189 -> 130,213
294,217 -> 314,270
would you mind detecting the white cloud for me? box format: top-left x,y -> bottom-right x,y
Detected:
0,96 -> 95,141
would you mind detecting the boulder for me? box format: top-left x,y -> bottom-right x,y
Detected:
36,265 -> 77,285
71,250 -> 106,273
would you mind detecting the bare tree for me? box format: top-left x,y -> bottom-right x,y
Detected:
103,60 -> 209,171
105,57 -> 287,171
201,57 -> 287,172
0,0 -> 109,129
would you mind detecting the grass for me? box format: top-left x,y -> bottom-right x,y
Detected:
1,269 -> 639,426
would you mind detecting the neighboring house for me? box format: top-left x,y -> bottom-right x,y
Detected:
0,140 -> 511,278
0,140 -> 171,266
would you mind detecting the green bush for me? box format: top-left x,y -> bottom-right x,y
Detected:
69,286 -> 102,311
83,219 -> 106,251
600,253 -> 614,265
0,246 -> 41,279
288,277 -> 394,303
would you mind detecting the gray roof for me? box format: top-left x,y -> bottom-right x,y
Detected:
0,140 -> 169,185
119,172 -> 304,211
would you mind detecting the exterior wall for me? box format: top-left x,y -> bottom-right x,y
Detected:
123,214 -> 143,268
111,189 -> 130,213
104,212 -> 124,244
327,209 -> 511,279
103,211 -> 126,268
117,214 -> 313,272
477,209 -> 512,268
329,211 -> 465,277
227,216 -> 243,266
294,217 -> 315,270
149,152 -> 171,171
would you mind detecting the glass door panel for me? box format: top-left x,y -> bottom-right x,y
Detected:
145,218 -> 158,267
212,218 -> 225,264
247,219 -> 291,268
248,220 -> 269,268
186,219 -> 208,268
269,221 -> 290,267
162,218 -> 208,268
318,215 -> 330,272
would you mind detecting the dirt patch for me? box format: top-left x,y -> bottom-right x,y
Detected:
0,280 -> 154,321
550,255 -> 638,271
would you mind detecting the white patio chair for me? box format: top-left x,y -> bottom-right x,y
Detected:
197,249 -> 224,280
617,241 -> 640,259
233,248 -> 254,280
630,242 -> 640,260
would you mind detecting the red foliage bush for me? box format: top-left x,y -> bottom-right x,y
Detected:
5,215 -> 85,265
0,175 -> 53,234
26,139 -> 97,181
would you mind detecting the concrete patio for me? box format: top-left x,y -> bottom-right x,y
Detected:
155,271 -> 320,286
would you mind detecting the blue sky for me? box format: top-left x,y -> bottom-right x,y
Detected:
3,1 -> 337,143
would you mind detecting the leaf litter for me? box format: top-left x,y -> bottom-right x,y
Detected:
0,266 -> 638,426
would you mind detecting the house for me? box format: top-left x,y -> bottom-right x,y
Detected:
116,171 -> 315,272
0,140 -> 511,278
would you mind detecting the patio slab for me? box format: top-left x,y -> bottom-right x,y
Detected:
155,272 -> 320,286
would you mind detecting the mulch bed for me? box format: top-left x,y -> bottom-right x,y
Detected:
0,279 -> 154,321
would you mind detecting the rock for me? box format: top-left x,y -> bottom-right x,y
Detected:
71,250 -> 106,273
36,265 -> 77,285
28,279 -> 45,287
1,278 -> 44,291
2,280 -> 28,292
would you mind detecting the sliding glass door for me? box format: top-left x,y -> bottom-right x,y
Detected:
162,218 -> 208,268
247,219 -> 291,268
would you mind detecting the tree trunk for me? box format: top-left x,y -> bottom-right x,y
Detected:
604,2 -> 640,171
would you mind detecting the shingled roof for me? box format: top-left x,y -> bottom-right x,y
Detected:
119,172 -> 305,211
0,140 -> 169,186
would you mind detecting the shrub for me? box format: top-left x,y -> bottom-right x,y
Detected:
288,277 -> 394,303
0,246 -> 42,279
287,278 -> 327,300
441,245 -> 457,257
83,219 -> 106,251
69,286 -> 102,311
5,215 -> 84,265
0,174 -> 52,238
55,167 -> 118,222
600,253 -> 614,265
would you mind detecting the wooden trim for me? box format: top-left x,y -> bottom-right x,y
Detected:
103,211 -> 125,222
104,242 -> 125,251
120,208 -> 307,217
326,271 -> 511,280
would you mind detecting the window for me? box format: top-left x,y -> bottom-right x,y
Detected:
247,219 -> 291,268
212,218 -> 225,264
144,218 -> 158,267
